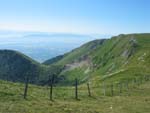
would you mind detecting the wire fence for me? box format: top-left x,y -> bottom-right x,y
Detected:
1,74 -> 149,100
35,74 -> 150,100
53,75 -> 150,99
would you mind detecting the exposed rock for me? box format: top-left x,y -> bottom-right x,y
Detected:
63,57 -> 93,72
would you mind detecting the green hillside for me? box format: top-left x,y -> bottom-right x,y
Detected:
0,50 -> 40,83
44,33 -> 150,85
0,33 -> 150,85
92,34 -> 150,83
0,50 -> 62,85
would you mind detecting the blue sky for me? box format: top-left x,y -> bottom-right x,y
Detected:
0,0 -> 149,35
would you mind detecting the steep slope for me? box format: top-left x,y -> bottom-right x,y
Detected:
91,34 -> 150,83
43,39 -> 106,84
91,33 -> 150,83
43,33 -> 150,85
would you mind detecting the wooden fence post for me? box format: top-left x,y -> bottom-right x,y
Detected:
87,82 -> 91,97
75,78 -> 78,100
49,74 -> 54,101
24,77 -> 29,99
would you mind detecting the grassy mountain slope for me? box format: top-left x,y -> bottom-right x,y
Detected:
91,34 -> 150,84
44,39 -> 106,84
43,33 -> 150,85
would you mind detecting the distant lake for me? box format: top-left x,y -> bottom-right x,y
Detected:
0,33 -> 96,62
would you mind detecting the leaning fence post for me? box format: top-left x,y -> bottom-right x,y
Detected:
49,74 -> 54,101
87,82 -> 91,97
75,78 -> 78,100
24,76 -> 29,99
